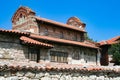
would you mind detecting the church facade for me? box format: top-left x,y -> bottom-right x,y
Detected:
0,6 -> 100,65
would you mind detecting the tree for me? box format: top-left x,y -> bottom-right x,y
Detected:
109,43 -> 120,65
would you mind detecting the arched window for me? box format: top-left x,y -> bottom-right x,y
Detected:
17,13 -> 26,25
20,14 -> 22,18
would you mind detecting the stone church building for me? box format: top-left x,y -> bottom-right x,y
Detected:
0,6 -> 100,65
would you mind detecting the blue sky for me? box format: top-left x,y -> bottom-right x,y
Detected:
0,0 -> 120,41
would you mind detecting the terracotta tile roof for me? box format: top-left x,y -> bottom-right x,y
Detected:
84,40 -> 99,47
0,29 -> 30,36
99,41 -> 108,46
1,62 -> 120,72
99,36 -> 120,46
20,36 -> 53,48
35,16 -> 86,33
30,34 -> 99,49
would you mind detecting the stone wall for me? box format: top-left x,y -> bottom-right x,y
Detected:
0,33 -> 98,65
40,44 -> 98,65
0,34 -> 29,62
13,18 -> 39,34
0,64 -> 120,80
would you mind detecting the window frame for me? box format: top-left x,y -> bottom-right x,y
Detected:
50,51 -> 68,63
27,46 -> 40,62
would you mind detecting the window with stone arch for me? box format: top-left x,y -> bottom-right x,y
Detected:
20,13 -> 23,18
20,13 -> 26,19
16,13 -> 26,25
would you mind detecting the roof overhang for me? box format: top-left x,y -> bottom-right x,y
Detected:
20,36 -> 54,48
0,29 -> 30,36
30,34 -> 99,49
35,16 -> 86,33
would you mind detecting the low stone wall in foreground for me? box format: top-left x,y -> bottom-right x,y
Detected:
0,62 -> 120,80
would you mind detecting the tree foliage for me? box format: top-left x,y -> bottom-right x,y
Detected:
109,43 -> 120,65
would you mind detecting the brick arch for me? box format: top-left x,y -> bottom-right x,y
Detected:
66,16 -> 86,29
12,11 -> 27,24
12,6 -> 35,24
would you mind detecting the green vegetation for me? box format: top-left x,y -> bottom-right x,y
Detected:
109,43 -> 120,65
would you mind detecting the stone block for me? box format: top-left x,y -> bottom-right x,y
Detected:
96,76 -> 105,80
6,76 -> 18,80
35,72 -> 45,78
60,75 -> 66,80
25,72 -> 35,78
0,77 -> 5,80
16,71 -> 25,77
41,77 -> 51,80
18,77 -> 30,80
51,78 -> 59,80
89,75 -> 96,80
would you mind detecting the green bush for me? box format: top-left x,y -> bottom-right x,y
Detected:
109,43 -> 120,65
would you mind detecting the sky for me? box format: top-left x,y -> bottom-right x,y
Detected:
0,0 -> 120,42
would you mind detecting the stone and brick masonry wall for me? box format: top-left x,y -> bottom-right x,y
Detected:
0,34 -> 28,62
0,62 -> 120,80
